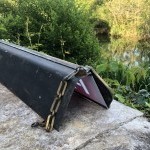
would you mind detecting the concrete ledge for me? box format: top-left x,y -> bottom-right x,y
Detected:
80,117 -> 150,150
0,83 -> 149,150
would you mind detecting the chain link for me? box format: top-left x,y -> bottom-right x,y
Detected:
45,67 -> 86,132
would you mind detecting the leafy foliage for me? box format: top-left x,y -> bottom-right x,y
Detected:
96,60 -> 150,117
0,0 -> 100,65
93,0 -> 150,117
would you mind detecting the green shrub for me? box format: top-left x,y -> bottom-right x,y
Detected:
0,0 -> 100,65
96,59 -> 150,117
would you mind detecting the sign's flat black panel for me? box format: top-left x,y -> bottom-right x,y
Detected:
0,40 -> 113,130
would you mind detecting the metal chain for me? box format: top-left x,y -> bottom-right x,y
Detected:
45,67 -> 86,132
45,80 -> 67,132
31,67 -> 87,131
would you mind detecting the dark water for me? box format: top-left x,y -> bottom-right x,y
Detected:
100,38 -> 150,66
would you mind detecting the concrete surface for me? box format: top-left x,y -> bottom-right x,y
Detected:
0,83 -> 149,150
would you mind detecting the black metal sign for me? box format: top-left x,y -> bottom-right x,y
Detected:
0,40 -> 113,131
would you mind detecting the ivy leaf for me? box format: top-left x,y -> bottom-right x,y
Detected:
96,63 -> 107,73
145,102 -> 150,108
115,94 -> 125,103
109,61 -> 119,72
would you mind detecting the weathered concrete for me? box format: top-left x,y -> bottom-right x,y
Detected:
0,83 -> 149,150
79,117 -> 150,150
